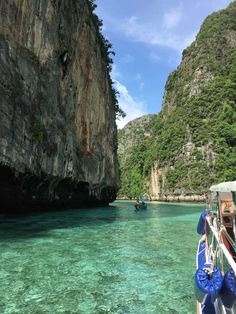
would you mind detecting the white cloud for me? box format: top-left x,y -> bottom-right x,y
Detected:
111,64 -> 122,80
134,73 -> 145,91
120,14 -> 194,53
96,0 -> 232,53
122,16 -> 151,42
114,80 -> 147,129
163,6 -> 183,29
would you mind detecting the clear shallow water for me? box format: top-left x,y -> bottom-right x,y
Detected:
0,201 -> 203,314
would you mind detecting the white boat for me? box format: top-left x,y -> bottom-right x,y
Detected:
195,181 -> 236,314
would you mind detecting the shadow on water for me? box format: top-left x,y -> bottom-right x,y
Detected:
0,201 -> 203,241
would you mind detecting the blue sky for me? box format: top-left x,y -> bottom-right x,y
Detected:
95,0 -> 233,128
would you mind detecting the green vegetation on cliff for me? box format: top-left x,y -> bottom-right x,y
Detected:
118,2 -> 236,199
88,0 -> 126,120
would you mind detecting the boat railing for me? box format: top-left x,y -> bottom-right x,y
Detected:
206,215 -> 236,275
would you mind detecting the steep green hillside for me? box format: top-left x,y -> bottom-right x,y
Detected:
118,115 -> 154,197
118,1 -> 236,200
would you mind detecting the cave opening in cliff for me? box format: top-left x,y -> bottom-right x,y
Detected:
0,165 -> 22,212
0,165 -> 15,185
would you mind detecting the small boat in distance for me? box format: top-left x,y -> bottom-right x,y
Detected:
195,181 -> 236,313
134,197 -> 147,210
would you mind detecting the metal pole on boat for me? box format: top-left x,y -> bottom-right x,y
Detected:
232,192 -> 236,252
217,192 -> 222,224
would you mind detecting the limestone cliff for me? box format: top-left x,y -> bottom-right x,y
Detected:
118,1 -> 236,201
0,0 -> 119,211
118,115 -> 153,155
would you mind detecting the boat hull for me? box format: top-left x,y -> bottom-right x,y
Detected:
196,238 -> 218,314
134,203 -> 147,210
195,228 -> 234,313
195,182 -> 236,314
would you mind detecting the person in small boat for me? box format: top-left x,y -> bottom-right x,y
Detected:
135,197 -> 146,210
220,200 -> 233,226
140,197 -> 145,206
135,198 -> 141,209
221,201 -> 233,214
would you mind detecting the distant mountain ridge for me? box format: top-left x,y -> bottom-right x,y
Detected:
118,115 -> 154,155
118,1 -> 236,201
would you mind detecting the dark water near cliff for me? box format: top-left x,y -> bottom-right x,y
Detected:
0,201 -> 203,314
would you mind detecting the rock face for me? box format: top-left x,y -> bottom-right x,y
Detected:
118,115 -> 154,155
0,0 -> 119,211
149,2 -> 236,200
117,115 -> 154,198
118,1 -> 236,201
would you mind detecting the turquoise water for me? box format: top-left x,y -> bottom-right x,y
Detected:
0,201 -> 203,314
